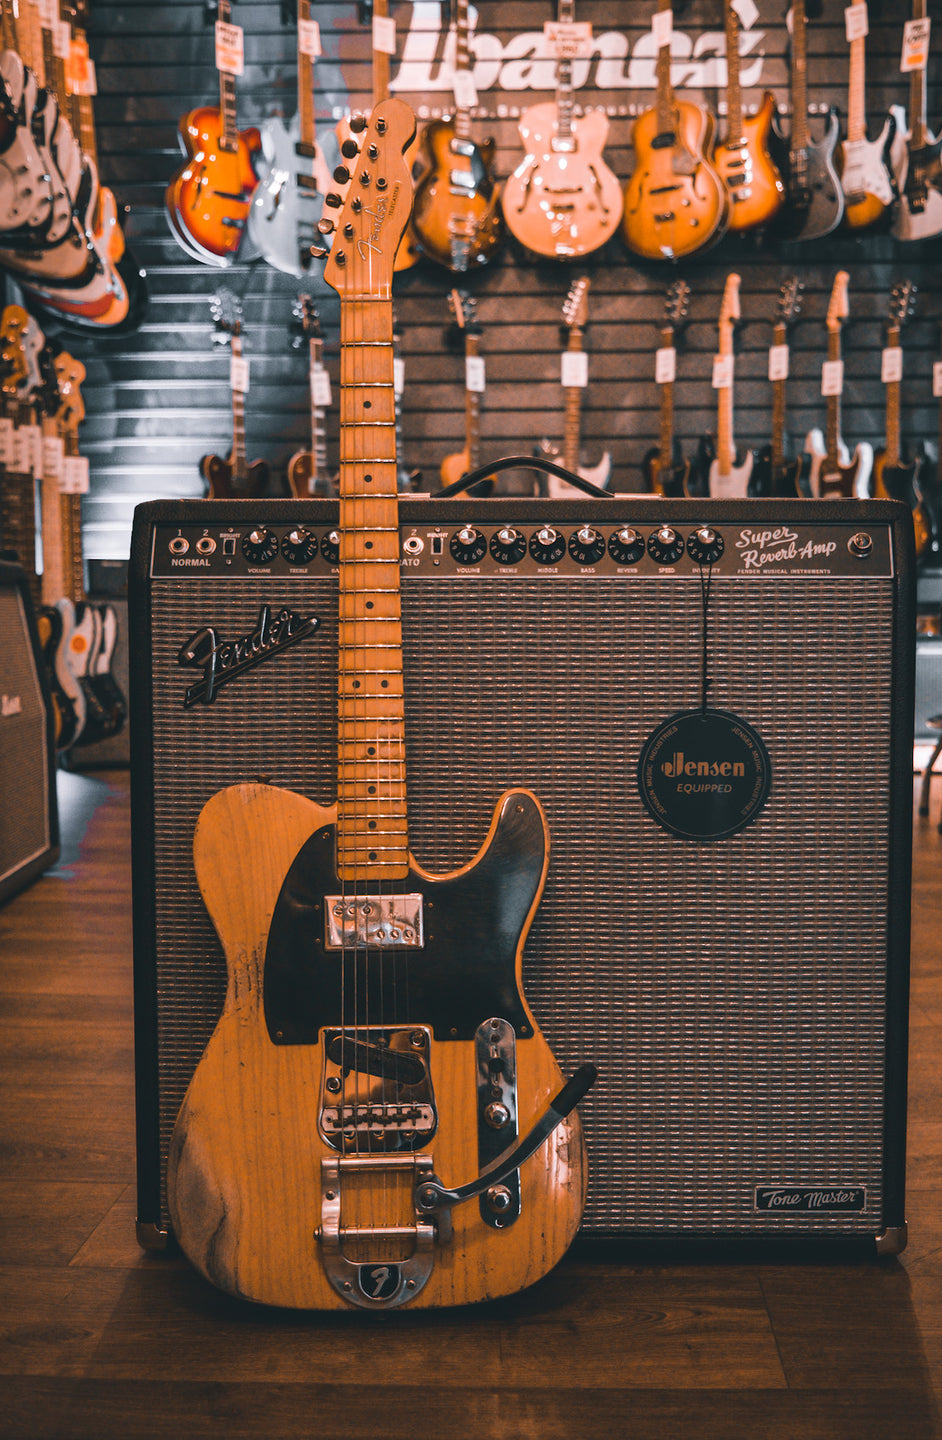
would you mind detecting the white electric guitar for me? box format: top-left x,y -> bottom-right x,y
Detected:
706,273 -> 753,499
538,278 -> 611,497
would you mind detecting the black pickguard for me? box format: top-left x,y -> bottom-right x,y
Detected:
263,790 -> 545,1044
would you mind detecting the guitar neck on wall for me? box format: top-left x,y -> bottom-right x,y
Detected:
839,3 -> 904,231
199,290 -> 270,498
871,281 -> 931,556
287,296 -> 333,498
775,0 -> 844,240
705,273 -> 753,499
712,0 -> 784,233
806,270 -> 873,500
441,289 -> 496,492
643,280 -> 690,498
753,276 -> 812,498
539,278 -> 611,498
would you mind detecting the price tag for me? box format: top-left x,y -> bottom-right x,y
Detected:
933,361 -> 942,398
543,20 -> 593,59
712,354 -> 733,390
38,0 -> 56,28
61,455 -> 90,494
562,350 -> 588,388
0,417 -> 13,467
298,18 -> 322,57
311,365 -> 331,408
465,354 -> 486,393
821,359 -> 844,396
732,0 -> 760,29
901,17 -> 930,72
452,69 -> 478,109
43,435 -> 65,482
68,39 -> 98,96
881,346 -> 903,384
652,8 -> 672,48
215,20 -> 244,76
54,18 -> 71,59
372,14 -> 397,55
768,343 -> 790,382
845,3 -> 868,42
230,355 -> 249,394
393,357 -> 405,398
12,428 -> 31,477
655,346 -> 676,385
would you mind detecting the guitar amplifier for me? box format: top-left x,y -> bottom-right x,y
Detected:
0,560 -> 59,905
129,497 -> 914,1253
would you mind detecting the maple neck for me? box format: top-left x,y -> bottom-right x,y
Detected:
723,0 -> 744,145
847,30 -> 867,143
790,0 -> 809,155
217,0 -> 239,150
885,324 -> 901,467
563,328 -> 583,473
39,418 -> 83,607
71,31 -> 101,164
554,0 -> 576,145
297,0 -> 315,150
18,0 -> 45,83
826,326 -> 843,464
654,0 -> 675,140
371,0 -> 392,107
716,318 -> 736,475
657,325 -> 675,472
309,335 -> 327,483
464,332 -> 482,468
230,332 -> 247,476
453,0 -> 472,140
909,0 -> 929,148
337,295 -> 409,882
770,322 -> 787,470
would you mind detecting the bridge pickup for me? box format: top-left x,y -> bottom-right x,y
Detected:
325,892 -> 424,949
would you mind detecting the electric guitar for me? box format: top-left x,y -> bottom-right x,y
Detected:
247,0 -> 331,276
167,96 -> 591,1312
411,0 -> 503,271
774,0 -> 844,240
891,0 -> 942,243
165,0 -> 262,266
500,0 -> 621,259
806,271 -> 873,500
871,281 -> 931,557
199,291 -> 270,498
712,0 -> 784,233
441,290 -> 497,493
622,0 -> 729,261
703,273 -> 753,500
287,295 -> 333,497
538,278 -> 610,498
753,277 -> 812,498
643,279 -> 690,498
838,4 -> 903,231
920,328 -> 942,567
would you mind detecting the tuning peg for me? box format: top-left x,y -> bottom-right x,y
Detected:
333,166 -> 350,185
350,114 -> 368,133
340,139 -> 360,160
317,218 -> 335,236
309,244 -> 329,260
324,192 -> 342,209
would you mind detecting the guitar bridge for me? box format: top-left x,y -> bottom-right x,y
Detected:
318,1152 -> 439,1309
319,1025 -> 438,1152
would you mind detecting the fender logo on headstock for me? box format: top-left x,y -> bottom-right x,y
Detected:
178,604 -> 319,707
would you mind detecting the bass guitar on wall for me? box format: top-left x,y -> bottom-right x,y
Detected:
167,96 -> 594,1313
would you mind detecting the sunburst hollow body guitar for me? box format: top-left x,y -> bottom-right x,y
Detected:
167,97 -> 591,1313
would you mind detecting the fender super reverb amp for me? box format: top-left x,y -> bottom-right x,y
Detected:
129,498 -> 914,1254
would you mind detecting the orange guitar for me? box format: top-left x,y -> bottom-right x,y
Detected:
165,0 -> 261,266
622,0 -> 729,261
712,0 -> 784,233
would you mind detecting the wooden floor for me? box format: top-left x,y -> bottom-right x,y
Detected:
1,768 -> 942,1439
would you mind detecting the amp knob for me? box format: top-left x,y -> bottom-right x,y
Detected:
281,527 -> 318,564
608,526 -> 646,565
647,525 -> 685,565
528,526 -> 566,565
320,530 -> 340,565
489,526 -> 527,565
686,526 -> 724,565
568,525 -> 605,565
450,525 -> 487,564
241,527 -> 279,565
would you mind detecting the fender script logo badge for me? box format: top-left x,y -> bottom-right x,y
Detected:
178,604 -> 319,707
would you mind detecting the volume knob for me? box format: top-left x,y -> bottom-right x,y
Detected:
450,526 -> 487,564
241,527 -> 279,564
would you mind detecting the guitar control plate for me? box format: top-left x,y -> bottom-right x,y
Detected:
475,1017 -> 521,1228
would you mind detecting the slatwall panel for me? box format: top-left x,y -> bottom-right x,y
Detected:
23,0 -> 942,558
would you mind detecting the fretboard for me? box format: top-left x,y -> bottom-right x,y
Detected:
846,30 -> 866,144
654,0 -> 675,141
723,0 -> 744,147
716,323 -> 735,476
217,0 -> 238,151
563,331 -> 583,473
770,323 -> 786,471
453,0 -> 472,141
790,0 -> 809,158
230,333 -> 247,477
909,0 -> 929,150
555,0 -> 576,145
884,324 -> 901,468
657,325 -> 675,477
464,332 -> 482,469
297,0 -> 315,151
826,328 -> 843,466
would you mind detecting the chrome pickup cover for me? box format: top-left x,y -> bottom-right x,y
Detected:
324,893 -> 424,950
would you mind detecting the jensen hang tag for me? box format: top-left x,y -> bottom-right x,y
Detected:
230,355 -> 249,394
638,708 -> 772,842
768,344 -> 789,382
655,346 -> 676,385
373,14 -> 397,55
712,354 -> 733,390
562,350 -> 588,388
298,19 -> 322,57
465,354 -> 486,393
881,346 -> 903,384
311,365 -> 331,408
901,17 -> 930,72
845,3 -> 868,42
215,20 -> 244,76
821,359 -> 844,396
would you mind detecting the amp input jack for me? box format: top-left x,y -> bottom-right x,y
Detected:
196,536 -> 217,555
168,535 -> 189,555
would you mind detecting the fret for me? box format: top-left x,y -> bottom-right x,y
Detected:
655,0 -> 674,143
453,0 -> 472,142
846,31 -> 866,144
790,0 -> 809,159
724,1 -> 744,148
826,330 -> 842,466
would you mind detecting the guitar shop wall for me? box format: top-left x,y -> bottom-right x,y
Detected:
20,1 -> 942,567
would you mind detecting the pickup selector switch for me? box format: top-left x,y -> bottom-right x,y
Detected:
489,527 -> 527,565
321,530 -> 340,565
450,525 -> 487,564
241,527 -> 279,565
281,527 -> 318,564
568,525 -> 605,565
647,525 -> 685,565
686,526 -> 724,565
529,526 -> 566,565
608,526 -> 646,565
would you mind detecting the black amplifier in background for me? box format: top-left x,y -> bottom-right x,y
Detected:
129,498 -> 915,1253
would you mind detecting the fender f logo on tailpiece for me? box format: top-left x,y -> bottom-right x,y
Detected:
178,604 -> 319,707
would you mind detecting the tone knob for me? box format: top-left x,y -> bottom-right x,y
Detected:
528,526 -> 566,565
241,527 -> 279,564
647,525 -> 685,565
608,526 -> 646,565
489,527 -> 527,565
281,527 -> 318,564
568,525 -> 605,565
320,530 -> 340,565
686,526 -> 725,565
450,525 -> 487,564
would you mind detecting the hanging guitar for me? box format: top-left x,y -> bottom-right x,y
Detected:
643,279 -> 690,498
441,290 -> 497,494
773,0 -> 844,240
891,0 -> 942,242
805,270 -> 873,500
537,278 -> 610,497
622,0 -> 729,261
501,0 -> 621,260
167,96 -> 594,1313
753,277 -> 812,498
702,273 -> 754,500
712,0 -> 784,234
838,2 -> 904,231
165,0 -> 261,266
871,281 -> 931,557
286,295 -> 334,497
199,290 -> 270,498
411,0 -> 503,271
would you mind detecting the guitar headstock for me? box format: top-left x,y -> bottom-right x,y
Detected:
777,275 -> 804,327
562,277 -> 591,331
664,279 -> 690,329
826,271 -> 850,331
0,305 -> 30,396
53,352 -> 86,433
449,288 -> 480,333
888,280 -> 917,333
210,288 -> 243,345
320,98 -> 417,299
291,294 -> 322,349
719,272 -> 741,329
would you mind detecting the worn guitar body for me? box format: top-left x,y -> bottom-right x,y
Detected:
840,107 -> 903,231
774,109 -> 844,240
502,105 -> 622,259
37,599 -> 85,750
622,102 -> 728,261
246,114 -> 330,277
708,449 -> 754,500
892,127 -> 942,242
412,122 -> 503,271
643,440 -> 690,498
199,452 -> 270,499
166,107 -> 262,266
713,92 -> 785,232
168,783 -> 585,1310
